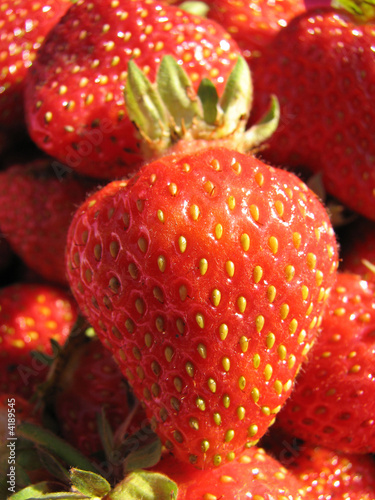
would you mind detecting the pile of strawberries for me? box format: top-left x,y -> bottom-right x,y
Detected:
1,0 -> 375,498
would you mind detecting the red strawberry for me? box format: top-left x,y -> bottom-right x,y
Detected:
55,336 -> 145,459
250,3 -> 375,221
0,0 -> 72,129
153,446 -> 312,499
275,272 -> 375,453
65,147 -> 338,469
197,0 -> 306,62
340,218 -> 375,283
0,283 -> 78,399
0,158 -> 97,285
25,0 -> 241,179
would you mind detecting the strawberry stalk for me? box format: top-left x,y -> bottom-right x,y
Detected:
124,55 -> 279,160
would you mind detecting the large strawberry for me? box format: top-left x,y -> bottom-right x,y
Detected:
66,147 -> 338,469
275,272 -> 375,454
153,446 -> 312,499
0,283 -> 78,399
0,0 -> 72,129
250,1 -> 375,221
0,158 -> 97,285
25,0 -> 241,179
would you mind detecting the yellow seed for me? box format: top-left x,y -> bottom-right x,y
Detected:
190,204 -> 200,220
248,424 -> 258,437
157,255 -> 166,272
208,378 -> 217,393
211,158 -> 220,170
189,418 -> 199,430
239,336 -> 249,352
178,236 -> 187,253
251,388 -> 260,403
240,233 -> 250,251
213,455 -> 222,467
222,357 -> 230,372
219,323 -> 229,340
186,362 -> 194,377
199,258 -> 208,275
284,379 -> 293,392
266,333 -> 276,349
144,333 -> 153,347
301,285 -> 309,300
179,285 -> 187,301
238,376 -> 246,390
196,397 -> 206,411
267,285 -> 276,303
204,180 -> 215,194
138,237 -> 147,253
168,183 -> 178,196
237,296 -> 247,313
220,475 -> 235,483
306,302 -> 314,315
215,223 -> 223,239
316,270 -> 324,286
253,353 -> 260,369
174,377 -> 183,392
237,407 -> 246,420
135,298 -> 145,314
213,413 -> 222,425
274,380 -> 283,394
197,343 -> 207,359
212,289 -> 221,307
176,318 -> 185,334
307,252 -> 317,270
222,394 -> 230,408
110,240 -> 120,258
254,171 -> 264,186
196,313 -> 205,329
225,194 -> 235,212
293,232 -> 301,249
157,209 -> 165,223
261,406 -> 271,415
288,354 -> 296,369
201,440 -> 210,452
250,204 -> 259,222
255,315 -> 265,332
231,161 -> 241,174
203,494 -> 217,500
264,364 -> 273,381
289,319 -> 298,335
285,264 -> 295,281
275,200 -> 284,216
298,330 -> 307,344
225,430 -> 235,442
253,265 -> 263,283
268,236 -> 278,254
225,260 -> 235,277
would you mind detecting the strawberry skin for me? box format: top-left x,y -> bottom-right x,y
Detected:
153,446 -> 312,499
0,158 -> 97,285
251,7 -> 375,221
25,0 -> 241,179
0,283 -> 78,399
66,147 -> 338,468
276,272 -> 375,454
0,0 -> 72,129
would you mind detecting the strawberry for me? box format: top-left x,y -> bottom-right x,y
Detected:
65,146 -> 338,469
340,218 -> 375,283
0,283 -> 78,399
275,272 -> 375,454
0,0 -> 72,129
250,2 -> 375,221
153,446 -> 312,499
24,0 -> 242,179
0,158 -> 98,285
55,336 -> 145,460
261,428 -> 375,500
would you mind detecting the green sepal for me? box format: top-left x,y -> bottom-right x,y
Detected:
107,470 -> 178,500
332,0 -> 375,19
178,1 -> 210,17
156,55 -> 202,132
36,448 -> 71,484
218,55 -> 253,136
124,59 -> 169,142
197,78 -> 219,125
8,482 -> 72,500
122,429 -> 162,473
243,94 -> 280,149
97,409 -> 115,465
70,468 -> 111,497
17,423 -> 101,475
